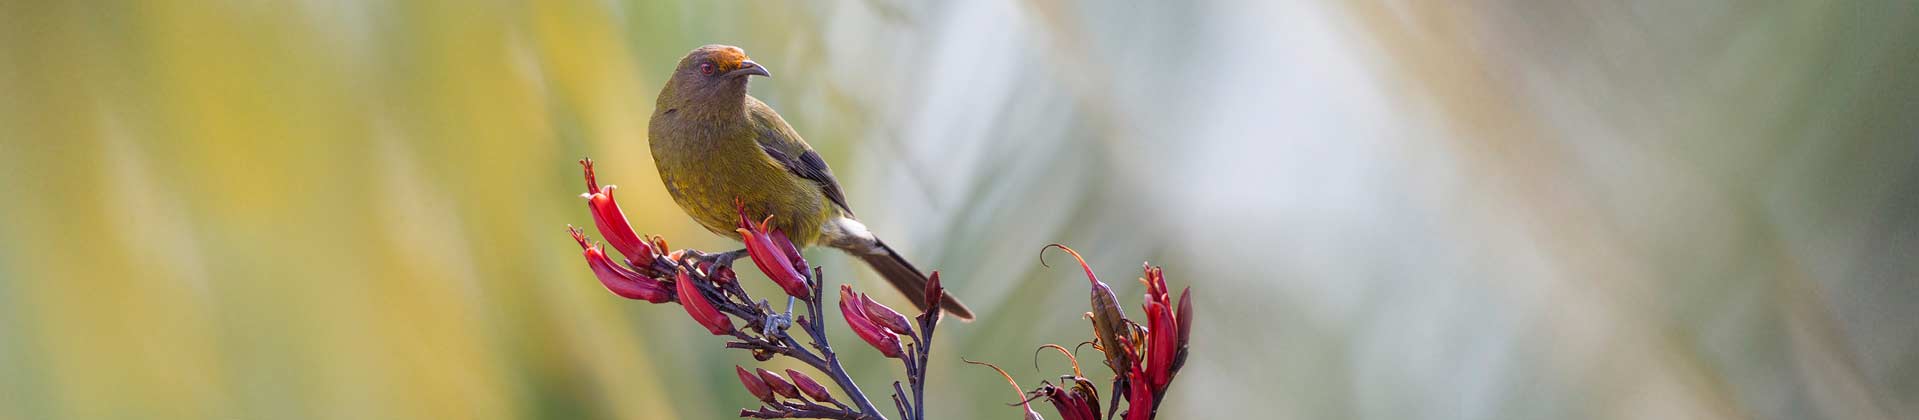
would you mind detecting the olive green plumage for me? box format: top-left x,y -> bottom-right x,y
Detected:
648,45 -> 973,320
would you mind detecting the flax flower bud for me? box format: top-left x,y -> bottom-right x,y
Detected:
785,369 -> 835,403
755,368 -> 801,400
736,365 -> 774,403
858,293 -> 913,336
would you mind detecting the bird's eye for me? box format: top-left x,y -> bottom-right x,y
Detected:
699,62 -> 715,76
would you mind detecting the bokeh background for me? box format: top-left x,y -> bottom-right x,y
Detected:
2,0 -> 1916,419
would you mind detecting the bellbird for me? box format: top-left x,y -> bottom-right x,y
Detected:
648,44 -> 973,320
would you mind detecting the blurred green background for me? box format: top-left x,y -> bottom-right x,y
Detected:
2,0 -> 1916,419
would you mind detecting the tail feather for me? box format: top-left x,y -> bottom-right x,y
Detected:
850,239 -> 974,321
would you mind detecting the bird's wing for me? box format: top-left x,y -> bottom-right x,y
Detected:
747,97 -> 855,217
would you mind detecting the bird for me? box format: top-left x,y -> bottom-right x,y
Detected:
647,44 -> 973,320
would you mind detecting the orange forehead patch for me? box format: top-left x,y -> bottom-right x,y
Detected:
709,47 -> 749,71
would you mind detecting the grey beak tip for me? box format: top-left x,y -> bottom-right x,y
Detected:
732,60 -> 771,78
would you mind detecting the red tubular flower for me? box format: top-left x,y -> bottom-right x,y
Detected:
675,268 -> 734,335
1138,263 -> 1191,395
858,293 -> 913,335
767,228 -> 808,276
737,205 -> 810,299
960,248 -> 1190,420
755,368 -> 802,400
785,369 -> 836,403
580,159 -> 654,266
1141,264 -> 1175,389
1124,367 -> 1154,420
839,285 -> 903,358
1066,377 -> 1104,420
1174,287 -> 1192,372
737,365 -> 774,403
1115,336 -> 1155,420
1037,384 -> 1099,420
570,227 -> 672,303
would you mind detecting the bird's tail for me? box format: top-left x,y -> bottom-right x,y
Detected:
846,239 -> 975,321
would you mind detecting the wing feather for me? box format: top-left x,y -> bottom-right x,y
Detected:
748,98 -> 855,217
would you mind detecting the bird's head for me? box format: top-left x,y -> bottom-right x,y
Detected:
660,45 -> 770,112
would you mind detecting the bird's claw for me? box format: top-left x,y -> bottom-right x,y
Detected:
710,249 -> 744,269
682,248 -> 747,269
678,248 -> 748,275
758,300 -> 792,332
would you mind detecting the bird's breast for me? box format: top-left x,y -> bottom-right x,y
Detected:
649,115 -> 830,246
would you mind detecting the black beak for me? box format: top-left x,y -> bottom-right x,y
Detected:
727,60 -> 771,78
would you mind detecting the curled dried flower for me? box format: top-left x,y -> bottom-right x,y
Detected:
1036,344 -> 1083,378
964,359 -> 1044,420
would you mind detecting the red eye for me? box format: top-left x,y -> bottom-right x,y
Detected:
699,63 -> 715,76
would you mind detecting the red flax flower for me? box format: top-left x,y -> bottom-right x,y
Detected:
1037,382 -> 1102,420
1140,264 -> 1191,391
1113,335 -> 1153,420
840,285 -> 904,358
676,267 -> 734,335
737,203 -> 811,299
1116,263 -> 1192,420
576,159 -> 1204,420
579,159 -> 655,266
974,246 -> 1194,420
574,158 -> 972,420
568,227 -> 672,303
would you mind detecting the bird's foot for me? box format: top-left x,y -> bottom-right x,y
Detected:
711,248 -> 747,269
758,298 -> 794,332
679,248 -> 748,272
